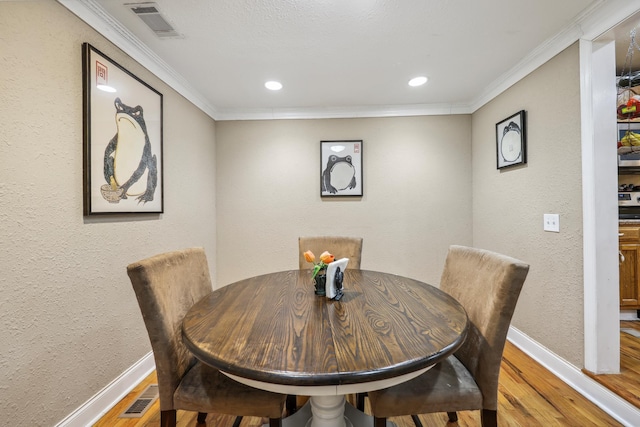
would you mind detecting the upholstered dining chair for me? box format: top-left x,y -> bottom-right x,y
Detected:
127,248 -> 287,427
366,245 -> 529,427
298,236 -> 363,269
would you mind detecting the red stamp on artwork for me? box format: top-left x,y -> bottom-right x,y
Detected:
96,61 -> 108,86
354,143 -> 360,153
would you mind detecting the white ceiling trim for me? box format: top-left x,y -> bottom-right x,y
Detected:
578,0 -> 640,41
469,13 -> 588,112
57,0 -> 220,118
214,103 -> 473,121
471,0 -> 639,113
58,0 -> 636,121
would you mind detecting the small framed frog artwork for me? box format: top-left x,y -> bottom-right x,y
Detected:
496,110 -> 527,170
82,43 -> 163,215
320,140 -> 363,197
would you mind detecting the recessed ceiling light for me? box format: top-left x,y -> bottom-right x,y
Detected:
265,81 -> 283,91
408,76 -> 428,87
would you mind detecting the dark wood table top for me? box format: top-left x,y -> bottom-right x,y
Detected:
182,269 -> 468,388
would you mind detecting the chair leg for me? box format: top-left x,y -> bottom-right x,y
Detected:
286,394 -> 297,415
481,409 -> 497,427
411,414 -> 424,427
374,416 -> 387,427
196,412 -> 207,424
447,411 -> 458,422
269,418 -> 282,427
160,410 -> 177,427
356,392 -> 366,411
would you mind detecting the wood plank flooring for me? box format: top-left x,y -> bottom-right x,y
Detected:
94,341 -> 622,427
583,320 -> 640,409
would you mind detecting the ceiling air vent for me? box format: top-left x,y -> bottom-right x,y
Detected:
126,2 -> 182,39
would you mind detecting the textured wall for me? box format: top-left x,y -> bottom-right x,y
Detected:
215,116 -> 473,287
0,2 -> 591,425
471,44 -> 584,365
0,2 -> 217,425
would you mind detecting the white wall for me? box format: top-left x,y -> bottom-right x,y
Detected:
472,43 -> 585,366
215,116 -> 473,287
0,2 -> 217,425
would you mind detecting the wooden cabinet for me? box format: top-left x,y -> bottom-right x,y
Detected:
619,225 -> 640,308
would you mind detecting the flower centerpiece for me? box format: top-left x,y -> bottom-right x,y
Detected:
303,250 -> 335,296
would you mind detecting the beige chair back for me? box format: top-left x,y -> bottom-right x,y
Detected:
127,248 -> 212,410
439,245 -> 529,410
298,236 -> 363,269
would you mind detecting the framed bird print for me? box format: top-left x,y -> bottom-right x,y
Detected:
82,43 -> 163,215
496,110 -> 527,169
320,140 -> 363,197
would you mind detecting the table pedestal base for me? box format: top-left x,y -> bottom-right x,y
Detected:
274,398 -> 396,427
308,395 -> 349,427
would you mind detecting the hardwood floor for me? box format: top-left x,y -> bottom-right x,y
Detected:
94,341 -> 622,427
584,320 -> 640,410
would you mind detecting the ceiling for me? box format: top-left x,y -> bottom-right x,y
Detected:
61,1 -> 640,120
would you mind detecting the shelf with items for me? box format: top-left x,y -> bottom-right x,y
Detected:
618,123 -> 640,173
617,81 -> 640,123
617,27 -> 640,160
617,120 -> 640,161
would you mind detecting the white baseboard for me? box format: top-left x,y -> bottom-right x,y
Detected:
620,310 -> 639,321
54,352 -> 155,427
508,327 -> 640,427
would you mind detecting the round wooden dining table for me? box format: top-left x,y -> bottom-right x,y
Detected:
182,269 -> 469,427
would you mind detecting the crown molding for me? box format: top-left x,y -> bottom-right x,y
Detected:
213,103 -> 473,121
57,0 -> 219,119
469,18 -> 586,112
578,0 -> 640,41
58,0 -> 639,121
469,0 -> 640,113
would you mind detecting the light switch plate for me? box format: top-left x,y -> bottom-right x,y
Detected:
543,213 -> 560,232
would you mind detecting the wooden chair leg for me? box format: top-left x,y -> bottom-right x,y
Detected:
447,411 -> 458,422
481,409 -> 497,427
286,394 -> 297,415
196,412 -> 207,424
411,414 -> 424,427
356,392 -> 366,411
160,410 -> 177,427
374,416 -> 387,427
269,418 -> 282,427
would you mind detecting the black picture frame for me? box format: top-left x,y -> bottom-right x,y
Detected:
320,140 -> 363,197
82,43 -> 163,215
496,110 -> 526,169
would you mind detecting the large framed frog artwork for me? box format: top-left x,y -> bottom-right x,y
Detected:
320,140 -> 363,197
82,43 -> 163,215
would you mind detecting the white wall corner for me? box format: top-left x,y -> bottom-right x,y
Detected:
54,352 -> 155,427
580,37 -> 621,374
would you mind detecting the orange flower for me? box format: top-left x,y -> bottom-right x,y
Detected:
319,251 -> 335,264
303,250 -> 315,263
303,249 -> 334,279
